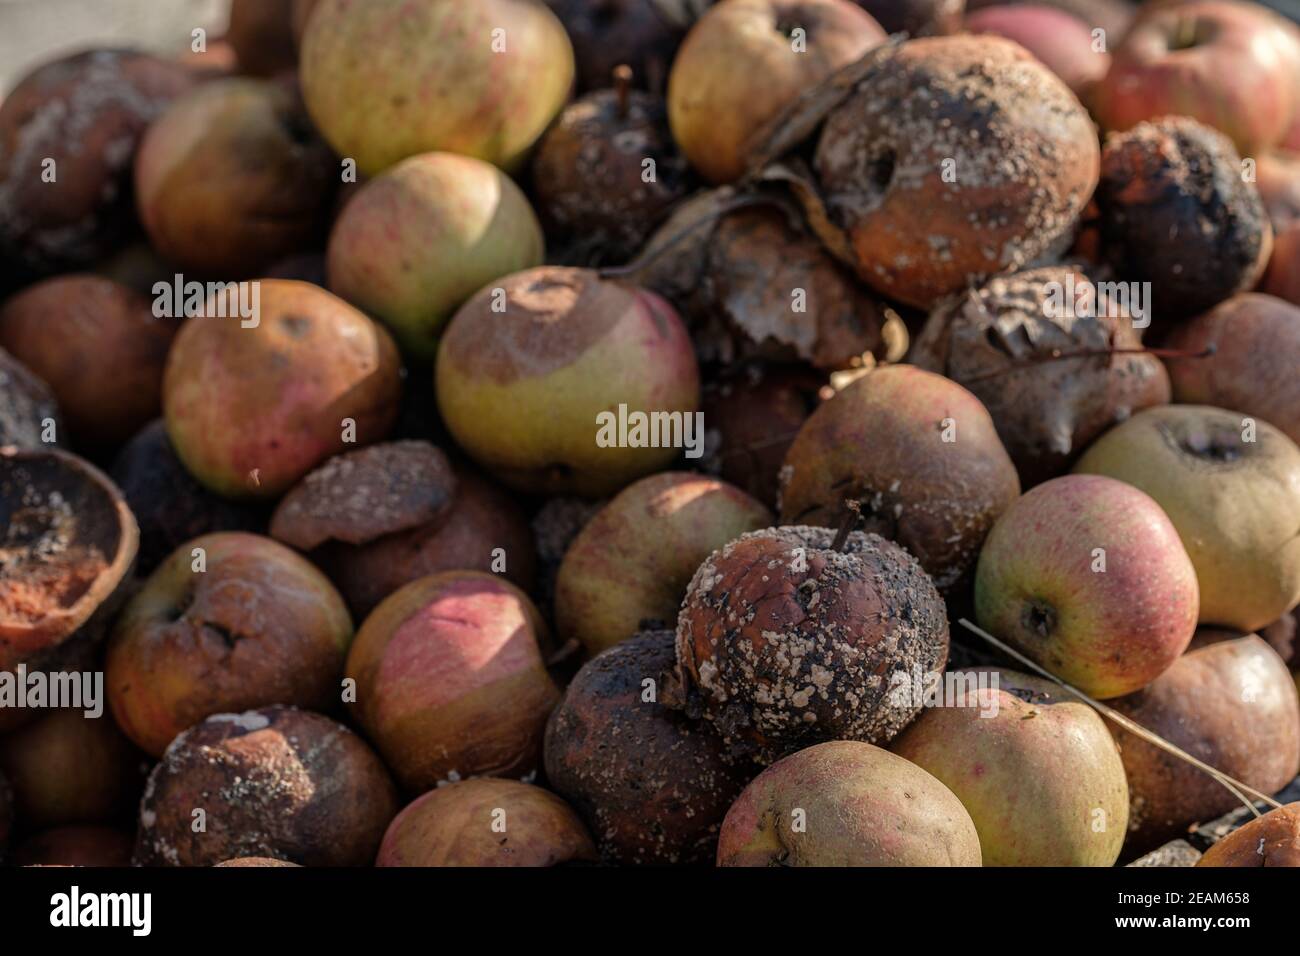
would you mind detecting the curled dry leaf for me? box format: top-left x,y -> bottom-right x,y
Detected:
910,265 -> 1171,485
269,441 -> 456,551
621,187 -> 906,370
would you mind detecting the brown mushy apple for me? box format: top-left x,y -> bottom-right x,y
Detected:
1097,117 -> 1272,322
134,707 -> 398,867
544,629 -> 753,865
0,275 -> 175,454
0,49 -> 196,274
778,364 -> 1020,591
675,525 -> 949,763
808,34 -> 1099,308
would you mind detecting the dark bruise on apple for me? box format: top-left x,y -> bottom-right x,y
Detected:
675,524 -> 949,762
1096,117 -> 1272,323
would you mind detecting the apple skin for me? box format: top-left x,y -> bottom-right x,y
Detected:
315,465 -> 538,621
376,778 -> 597,867
811,35 -> 1100,310
857,0 -> 964,35
668,0 -> 887,184
716,740 -> 982,866
300,0 -> 574,175
1163,294 -> 1300,448
1257,151 -> 1300,307
1090,0 -> 1300,155
892,668 -> 1129,866
1109,630 -> 1300,856
1196,802 -> 1300,867
135,78 -> 335,278
0,50 -> 197,276
344,571 -> 560,794
435,267 -> 700,498
964,4 -> 1109,97
676,525 -> 950,761
133,707 -> 398,867
162,280 -> 402,500
544,629 -> 754,865
327,152 -> 544,360
0,708 -> 143,829
105,532 -> 354,757
111,419 -> 266,575
779,364 -> 1021,592
226,0 -> 298,76
0,275 -> 174,454
1074,404 -> 1300,633
555,472 -> 772,655
975,474 -> 1199,699
12,826 -> 134,867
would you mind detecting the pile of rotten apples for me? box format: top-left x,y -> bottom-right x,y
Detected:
1,0 -> 1299,869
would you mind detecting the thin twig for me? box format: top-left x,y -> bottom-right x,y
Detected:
958,618 -> 1281,815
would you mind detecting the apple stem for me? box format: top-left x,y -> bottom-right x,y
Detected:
959,343 -> 1216,385
830,499 -> 862,552
613,64 -> 633,118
